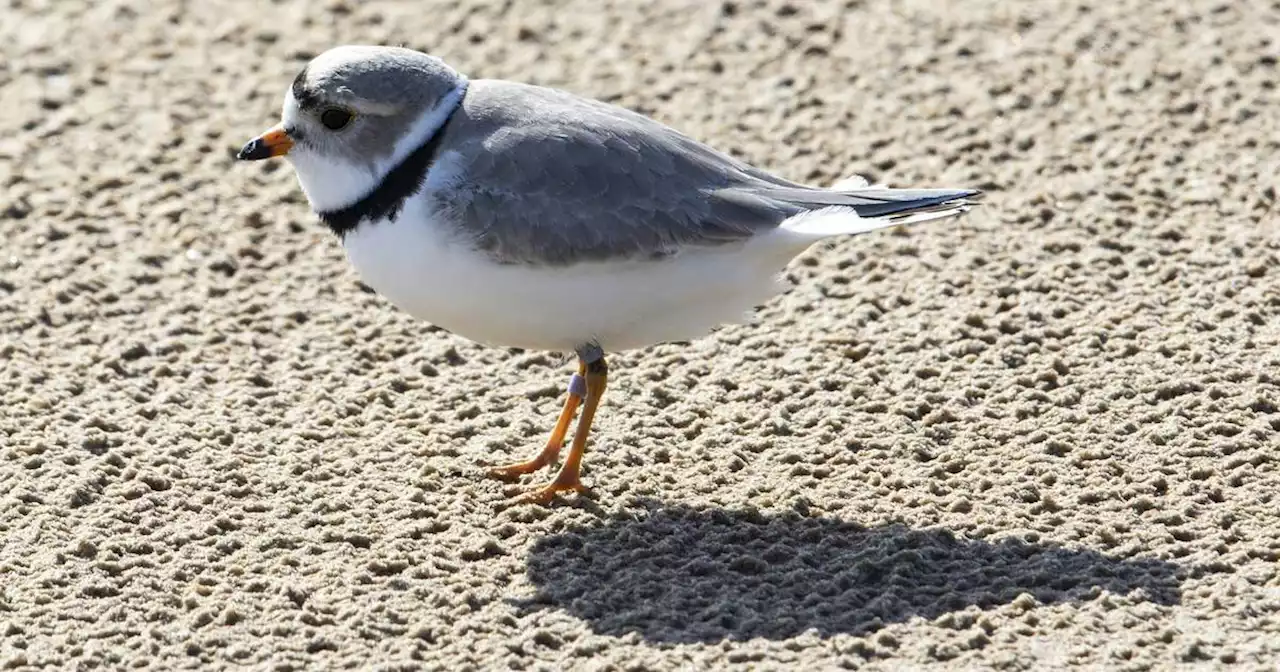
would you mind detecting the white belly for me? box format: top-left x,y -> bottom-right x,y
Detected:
339,200 -> 806,353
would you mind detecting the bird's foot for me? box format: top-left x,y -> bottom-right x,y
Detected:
514,474 -> 590,505
487,455 -> 556,482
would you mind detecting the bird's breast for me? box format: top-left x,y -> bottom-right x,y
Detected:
339,198 -> 794,353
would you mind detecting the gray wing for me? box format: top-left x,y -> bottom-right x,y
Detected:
434,81 -> 976,266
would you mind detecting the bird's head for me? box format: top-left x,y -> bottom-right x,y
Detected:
238,45 -> 467,212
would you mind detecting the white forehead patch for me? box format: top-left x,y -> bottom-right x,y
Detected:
282,88 -> 300,121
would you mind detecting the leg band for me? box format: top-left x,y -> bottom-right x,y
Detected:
567,373 -> 587,398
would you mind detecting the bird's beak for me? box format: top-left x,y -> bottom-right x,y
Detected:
237,124 -> 293,161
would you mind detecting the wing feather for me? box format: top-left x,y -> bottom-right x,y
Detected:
431,80 -> 977,266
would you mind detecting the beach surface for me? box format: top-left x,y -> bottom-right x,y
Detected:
2,0 -> 1279,668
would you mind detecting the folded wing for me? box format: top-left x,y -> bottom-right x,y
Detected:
434,81 -> 978,266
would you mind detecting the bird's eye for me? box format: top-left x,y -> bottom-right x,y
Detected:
320,108 -> 353,130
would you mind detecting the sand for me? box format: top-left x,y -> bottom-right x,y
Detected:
2,0 -> 1279,669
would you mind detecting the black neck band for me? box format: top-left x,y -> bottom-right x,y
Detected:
317,104 -> 459,239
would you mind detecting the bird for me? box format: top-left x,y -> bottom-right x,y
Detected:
237,45 -> 979,505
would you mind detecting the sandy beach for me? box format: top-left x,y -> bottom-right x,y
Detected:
2,0 -> 1279,668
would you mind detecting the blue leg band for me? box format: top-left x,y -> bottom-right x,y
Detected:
568,373 -> 587,398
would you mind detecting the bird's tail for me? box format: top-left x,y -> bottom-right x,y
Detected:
777,176 -> 980,238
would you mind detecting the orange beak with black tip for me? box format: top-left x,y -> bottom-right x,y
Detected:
237,124 -> 293,161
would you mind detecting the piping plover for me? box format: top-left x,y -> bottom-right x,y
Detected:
238,45 -> 980,504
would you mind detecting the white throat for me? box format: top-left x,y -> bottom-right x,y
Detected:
283,80 -> 468,213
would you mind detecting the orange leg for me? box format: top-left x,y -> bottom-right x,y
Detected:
517,355 -> 608,505
488,362 -> 586,480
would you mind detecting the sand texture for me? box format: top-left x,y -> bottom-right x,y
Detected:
3,0 -> 1280,669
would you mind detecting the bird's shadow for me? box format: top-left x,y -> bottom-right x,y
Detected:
517,500 -> 1184,644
